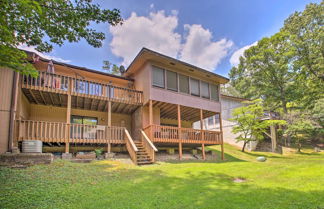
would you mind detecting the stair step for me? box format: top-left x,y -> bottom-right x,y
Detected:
137,161 -> 153,165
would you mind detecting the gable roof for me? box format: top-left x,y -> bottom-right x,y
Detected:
22,49 -> 134,81
125,48 -> 229,84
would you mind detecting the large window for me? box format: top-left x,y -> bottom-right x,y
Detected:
71,116 -> 98,139
166,70 -> 178,91
201,81 -> 210,99
190,78 -> 200,96
179,74 -> 189,94
210,84 -> 219,101
152,66 -> 165,88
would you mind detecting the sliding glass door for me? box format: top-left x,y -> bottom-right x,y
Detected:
71,116 -> 98,139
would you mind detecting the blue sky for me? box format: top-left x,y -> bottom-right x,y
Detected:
29,0 -> 320,77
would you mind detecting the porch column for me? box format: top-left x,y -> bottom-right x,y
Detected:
65,78 -> 72,153
177,104 -> 182,160
200,109 -> 205,160
149,100 -> 153,125
219,112 -> 224,160
107,101 -> 112,153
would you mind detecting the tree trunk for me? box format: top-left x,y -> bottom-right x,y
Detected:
297,143 -> 302,153
241,141 -> 247,152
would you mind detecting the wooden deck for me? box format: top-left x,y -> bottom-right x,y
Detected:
16,120 -> 126,144
21,72 -> 143,113
143,124 -> 222,145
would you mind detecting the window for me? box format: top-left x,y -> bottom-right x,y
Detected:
152,66 -> 165,88
166,70 -> 178,91
190,78 -> 200,96
71,116 -> 98,139
179,74 -> 189,94
201,81 -> 210,99
208,117 -> 214,126
210,84 -> 219,101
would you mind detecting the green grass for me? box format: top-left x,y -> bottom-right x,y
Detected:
0,144 -> 323,209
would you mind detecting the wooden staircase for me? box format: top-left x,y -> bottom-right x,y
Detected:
134,141 -> 153,165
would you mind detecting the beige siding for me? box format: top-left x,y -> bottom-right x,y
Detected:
17,91 -> 31,120
0,68 -> 14,153
160,118 -> 192,128
132,62 -> 151,104
29,104 -> 132,133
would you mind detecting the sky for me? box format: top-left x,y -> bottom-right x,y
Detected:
22,0 -> 321,77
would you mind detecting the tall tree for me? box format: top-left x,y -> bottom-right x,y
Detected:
229,32 -> 296,113
281,2 -> 324,109
0,0 -> 122,76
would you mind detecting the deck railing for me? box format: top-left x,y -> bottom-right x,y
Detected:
124,129 -> 138,164
140,130 -> 158,162
22,71 -> 143,104
143,124 -> 222,144
16,120 -> 125,144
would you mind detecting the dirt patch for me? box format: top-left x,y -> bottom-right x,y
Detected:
233,177 -> 247,183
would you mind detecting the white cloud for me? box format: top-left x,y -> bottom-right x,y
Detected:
229,41 -> 257,66
180,24 -> 233,70
109,10 -> 234,71
110,11 -> 181,66
18,45 -> 71,63
150,3 -> 154,9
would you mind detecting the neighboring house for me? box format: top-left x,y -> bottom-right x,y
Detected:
0,48 -> 229,165
194,94 -> 258,151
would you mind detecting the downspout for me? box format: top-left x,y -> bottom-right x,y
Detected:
8,72 -> 19,152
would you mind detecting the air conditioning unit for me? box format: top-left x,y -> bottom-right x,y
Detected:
22,140 -> 43,153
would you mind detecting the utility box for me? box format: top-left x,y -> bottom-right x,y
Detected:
22,140 -> 43,153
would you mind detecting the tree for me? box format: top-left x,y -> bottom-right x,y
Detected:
281,2 -> 324,110
102,61 -> 123,76
229,32 -> 297,113
0,0 -> 122,76
285,117 -> 315,152
231,99 -> 286,152
221,83 -> 242,98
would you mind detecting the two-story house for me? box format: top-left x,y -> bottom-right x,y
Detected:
0,48 -> 229,165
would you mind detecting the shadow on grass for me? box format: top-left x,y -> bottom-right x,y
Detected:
242,151 -> 286,159
295,151 -> 322,156
1,160 -> 323,209
164,151 -> 246,165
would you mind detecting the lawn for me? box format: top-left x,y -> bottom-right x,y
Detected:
0,144 -> 323,209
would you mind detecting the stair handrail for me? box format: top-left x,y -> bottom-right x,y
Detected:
140,130 -> 158,163
140,130 -> 158,151
124,129 -> 138,164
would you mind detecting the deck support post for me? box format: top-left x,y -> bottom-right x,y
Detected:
179,142 -> 182,160
219,112 -> 224,160
177,104 -> 182,159
202,144 -> 206,160
65,78 -> 72,153
149,100 -> 153,125
200,108 -> 204,140
107,101 -> 112,153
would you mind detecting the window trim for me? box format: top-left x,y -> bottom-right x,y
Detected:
166,70 -> 178,92
178,73 -> 190,94
152,66 -> 165,89
200,81 -> 210,99
210,84 -> 219,101
190,78 -> 200,97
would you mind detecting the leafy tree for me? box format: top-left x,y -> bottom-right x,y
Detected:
231,99 -> 286,152
221,83 -> 242,98
281,2 -> 324,110
102,60 -> 123,75
284,117 -> 315,152
230,32 -> 297,113
0,0 -> 122,76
